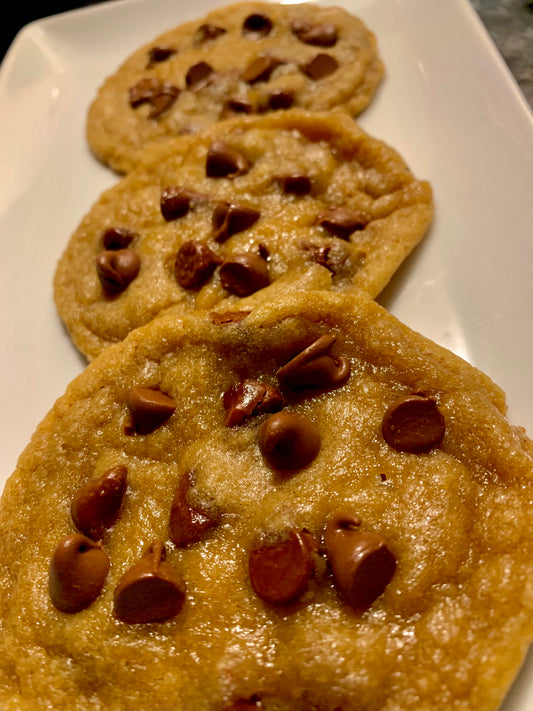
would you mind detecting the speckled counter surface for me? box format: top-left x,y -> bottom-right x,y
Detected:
471,0 -> 533,108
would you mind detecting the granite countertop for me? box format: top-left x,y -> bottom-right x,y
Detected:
1,0 -> 532,109
471,0 -> 533,108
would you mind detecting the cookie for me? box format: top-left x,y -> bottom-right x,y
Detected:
86,1 -> 384,173
1,290 -> 532,710
55,109 -> 433,360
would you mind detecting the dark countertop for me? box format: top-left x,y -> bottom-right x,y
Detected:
471,0 -> 533,107
1,0 -> 532,109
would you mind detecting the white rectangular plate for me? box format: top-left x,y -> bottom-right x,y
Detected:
1,0 -> 532,707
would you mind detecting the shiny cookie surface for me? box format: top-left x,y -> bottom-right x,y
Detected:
86,1 -> 384,174
56,109 -> 433,360
1,291 -> 532,710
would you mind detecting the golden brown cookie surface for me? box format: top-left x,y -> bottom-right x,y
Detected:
55,110 -> 433,360
1,291 -> 532,710
86,1 -> 384,173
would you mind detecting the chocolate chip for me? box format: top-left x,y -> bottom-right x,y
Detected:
317,207 -> 367,239
148,84 -> 180,118
219,253 -> 269,296
185,61 -> 215,88
279,175 -> 312,195
324,514 -> 396,612
195,23 -> 227,44
49,534 -> 110,613
223,697 -> 262,711
242,13 -> 273,37
258,243 -> 269,260
382,394 -> 445,453
95,249 -> 140,294
129,77 -> 161,106
175,240 -> 222,289
301,240 -> 365,279
248,529 -> 317,605
290,19 -> 309,35
160,186 -> 207,221
212,201 -> 260,242
126,386 -> 176,435
129,77 -> 180,118
277,335 -> 350,389
291,20 -> 338,47
302,242 -> 334,272
267,88 -> 295,110
258,411 -> 320,470
223,97 -> 255,114
209,310 -> 251,325
242,56 -> 283,84
71,465 -> 127,540
147,46 -> 177,65
223,379 -> 283,426
114,541 -> 186,624
169,471 -> 219,547
206,141 -> 250,178
102,227 -> 136,250
300,53 -> 339,80
161,186 -> 191,221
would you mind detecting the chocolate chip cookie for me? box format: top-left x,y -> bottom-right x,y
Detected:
55,109 -> 433,360
1,290 -> 532,710
86,1 -> 384,174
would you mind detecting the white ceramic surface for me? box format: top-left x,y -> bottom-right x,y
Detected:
0,0 -> 532,707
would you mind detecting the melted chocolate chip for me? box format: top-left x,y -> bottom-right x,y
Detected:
324,514 -> 396,612
102,227 -> 136,250
129,76 -> 161,106
209,310 -> 251,325
147,46 -> 177,65
195,23 -> 227,44
212,201 -> 260,242
267,88 -> 295,110
149,85 -> 180,118
185,61 -> 215,88
249,529 -> 317,605
242,13 -> 273,37
241,56 -> 283,84
129,77 -> 180,118
114,541 -> 186,624
206,141 -> 250,178
300,53 -> 339,80
317,207 -> 367,239
302,240 -> 365,279
223,697 -> 262,711
160,186 -> 207,221
49,534 -> 110,613
95,249 -> 140,294
127,386 -> 176,435
279,175 -> 312,196
175,240 -> 222,289
291,20 -> 338,47
258,243 -> 269,260
302,242 -> 332,273
71,465 -> 127,540
224,96 -> 255,114
223,379 -> 284,426
382,394 -> 445,453
219,253 -> 269,296
277,335 -> 351,389
258,411 -> 320,471
169,471 -> 219,547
